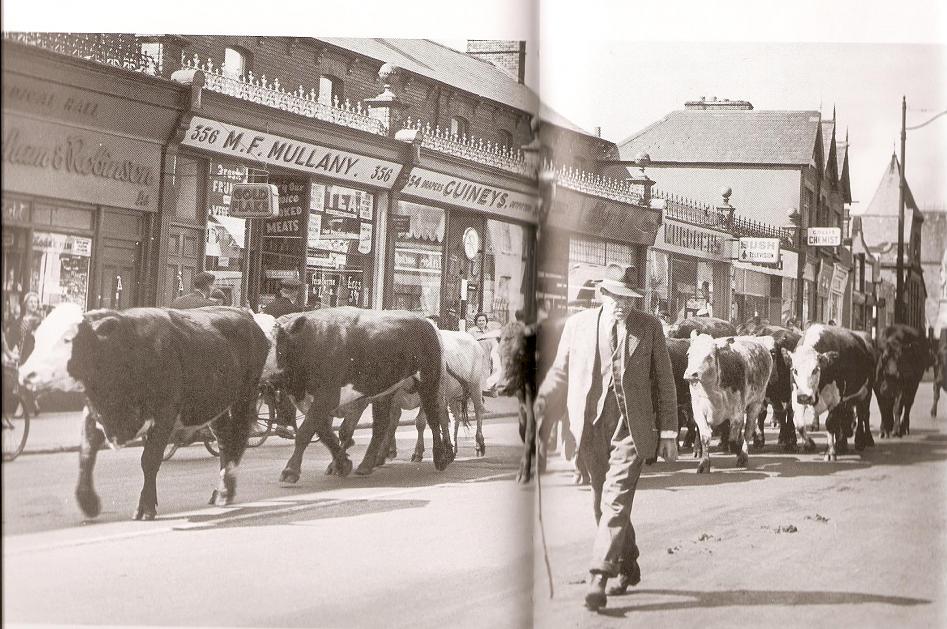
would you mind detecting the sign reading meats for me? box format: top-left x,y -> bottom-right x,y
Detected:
402,168 -> 540,224
181,117 -> 402,188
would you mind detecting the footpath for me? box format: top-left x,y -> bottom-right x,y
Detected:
18,395 -> 522,455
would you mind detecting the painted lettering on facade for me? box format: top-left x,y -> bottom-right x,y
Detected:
401,168 -> 539,224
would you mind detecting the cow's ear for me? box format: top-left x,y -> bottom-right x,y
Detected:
781,348 -> 792,366
690,329 -> 698,340
726,337 -> 735,345
92,316 -> 120,339
818,351 -> 839,368
288,315 -> 307,335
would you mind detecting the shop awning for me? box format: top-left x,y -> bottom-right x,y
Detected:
547,188 -> 661,247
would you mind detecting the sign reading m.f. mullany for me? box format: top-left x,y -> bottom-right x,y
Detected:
181,117 -> 402,188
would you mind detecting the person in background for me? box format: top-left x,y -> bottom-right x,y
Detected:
209,288 -> 230,306
170,272 -> 218,309
827,319 -> 838,326
6,292 -> 43,416
471,312 -> 490,337
534,263 -> 678,611
263,277 -> 304,318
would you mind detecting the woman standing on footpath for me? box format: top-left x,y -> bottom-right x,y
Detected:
6,292 -> 44,417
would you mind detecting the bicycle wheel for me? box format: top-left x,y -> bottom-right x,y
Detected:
2,404 -> 30,462
247,397 -> 273,448
203,437 -> 220,457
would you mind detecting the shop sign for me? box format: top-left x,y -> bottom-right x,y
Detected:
358,222 -> 373,254
807,227 -> 841,246
663,222 -> 724,256
392,214 -> 411,235
738,237 -> 780,263
181,117 -> 402,188
2,116 -> 159,211
265,270 -> 298,279
265,179 -> 307,237
395,249 -> 442,273
818,261 -> 834,294
207,160 -> 247,216
401,168 -> 539,224
229,183 -> 279,218
832,264 -> 849,293
32,232 -> 92,257
2,197 -> 30,223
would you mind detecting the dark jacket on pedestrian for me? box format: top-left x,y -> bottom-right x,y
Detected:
262,295 -> 303,319
170,290 -> 218,309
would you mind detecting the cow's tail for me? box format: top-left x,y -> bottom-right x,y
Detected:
445,362 -> 472,429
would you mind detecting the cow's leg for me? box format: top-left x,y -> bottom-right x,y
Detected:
899,383 -> 919,436
735,410 -> 754,468
694,412 -> 713,474
412,408 -> 427,463
753,402 -> 767,450
931,378 -> 941,417
375,399 -> 403,466
878,394 -> 894,439
832,406 -> 852,455
824,427 -> 838,462
337,399 -> 368,461
892,392 -> 904,438
211,397 -> 254,506
450,398 -> 462,455
355,397 -> 393,476
283,399 -> 346,482
75,407 -> 106,519
469,388 -> 486,457
517,397 -> 536,484
135,416 -> 174,520
419,379 -> 452,471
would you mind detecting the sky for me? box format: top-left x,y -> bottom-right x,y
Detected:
4,0 -> 945,210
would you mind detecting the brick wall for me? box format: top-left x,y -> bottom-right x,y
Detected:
465,40 -> 525,84
170,35 -> 531,147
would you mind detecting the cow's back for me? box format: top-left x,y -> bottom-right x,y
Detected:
669,317 -> 737,339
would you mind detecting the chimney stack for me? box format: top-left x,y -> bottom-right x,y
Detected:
466,40 -> 526,84
684,96 -> 754,111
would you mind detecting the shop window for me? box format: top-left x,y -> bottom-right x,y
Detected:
483,219 -> 527,326
223,47 -> 250,79
174,155 -> 203,222
30,231 -> 92,310
392,201 -> 445,318
497,129 -> 513,149
450,116 -> 469,139
318,75 -> 344,106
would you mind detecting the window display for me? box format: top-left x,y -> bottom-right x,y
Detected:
483,219 -> 527,325
30,231 -> 92,310
392,201 -> 444,317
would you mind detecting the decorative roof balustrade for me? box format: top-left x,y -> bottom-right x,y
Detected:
652,188 -> 728,228
3,32 -> 161,76
180,55 -> 385,135
401,118 -> 535,177
552,163 -> 643,205
732,214 -> 795,248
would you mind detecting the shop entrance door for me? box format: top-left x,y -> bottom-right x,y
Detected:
165,225 -> 203,305
443,212 -> 485,331
95,210 -> 144,310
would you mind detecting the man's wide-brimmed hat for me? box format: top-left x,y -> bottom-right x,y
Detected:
599,263 -> 643,298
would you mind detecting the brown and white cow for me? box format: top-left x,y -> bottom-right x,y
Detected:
667,316 -> 737,340
684,333 -> 773,473
270,307 -> 452,482
875,324 -> 931,437
787,324 -> 875,461
20,305 -> 269,520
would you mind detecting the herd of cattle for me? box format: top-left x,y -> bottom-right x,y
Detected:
14,303 -> 947,521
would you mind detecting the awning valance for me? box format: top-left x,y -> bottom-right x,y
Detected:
547,187 -> 660,247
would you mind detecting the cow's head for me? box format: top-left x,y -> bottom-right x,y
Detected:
494,320 -> 532,396
684,332 -> 720,385
18,303 -> 86,394
252,312 -> 280,380
68,314 -> 150,447
787,345 -> 839,407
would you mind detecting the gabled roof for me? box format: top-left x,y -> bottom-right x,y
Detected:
855,153 -> 923,253
836,134 -> 852,203
318,38 -> 538,114
821,118 -> 836,173
617,109 -> 822,165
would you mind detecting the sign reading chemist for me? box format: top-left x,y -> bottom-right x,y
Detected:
181,117 -> 402,189
402,168 -> 540,224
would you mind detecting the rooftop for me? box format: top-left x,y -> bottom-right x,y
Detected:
618,108 -> 822,166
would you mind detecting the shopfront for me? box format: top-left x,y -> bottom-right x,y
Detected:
1,55 -> 176,319
390,167 -> 537,330
175,114 -> 403,309
648,219 -> 731,320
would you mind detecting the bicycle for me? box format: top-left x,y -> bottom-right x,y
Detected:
248,382 -> 320,446
2,362 -> 30,462
162,423 -> 219,461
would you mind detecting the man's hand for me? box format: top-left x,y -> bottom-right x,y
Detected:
657,437 -> 678,463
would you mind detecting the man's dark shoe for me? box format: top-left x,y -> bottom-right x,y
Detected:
607,560 -> 641,595
584,574 -> 608,611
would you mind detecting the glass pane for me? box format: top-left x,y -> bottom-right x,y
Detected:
224,48 -> 245,78
393,202 -> 444,318
483,219 -> 526,327
175,155 -> 201,221
29,232 -> 92,311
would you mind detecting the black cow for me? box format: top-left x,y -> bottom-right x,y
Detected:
667,316 -> 737,340
751,325 -> 801,451
272,307 -> 452,482
666,337 -> 696,449
69,307 -> 268,520
494,316 -> 566,483
933,330 -> 947,417
788,324 -> 875,461
875,324 -> 931,437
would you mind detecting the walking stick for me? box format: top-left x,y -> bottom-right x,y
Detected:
525,380 -> 554,599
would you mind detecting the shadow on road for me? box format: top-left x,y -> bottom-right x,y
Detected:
597,588 -> 930,617
196,498 -> 432,529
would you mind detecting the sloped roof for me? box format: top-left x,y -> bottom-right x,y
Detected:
617,109 -> 822,165
836,137 -> 852,203
857,153 -> 920,217
318,38 -> 538,114
821,119 -> 835,171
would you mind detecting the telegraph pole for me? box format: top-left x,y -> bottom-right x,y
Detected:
895,96 -> 906,324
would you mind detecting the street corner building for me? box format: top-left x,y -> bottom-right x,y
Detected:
1,34 -> 666,337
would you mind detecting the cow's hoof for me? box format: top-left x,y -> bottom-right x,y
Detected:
696,459 -> 711,474
736,453 -> 748,468
782,442 -> 798,453
516,459 -> 532,484
475,445 -> 486,457
343,437 -> 356,450
213,488 -> 233,507
823,452 -> 837,462
336,458 -> 353,477
752,435 -> 765,450
325,462 -> 336,475
75,489 -> 101,519
354,462 -> 374,476
802,440 -> 817,453
387,447 -> 397,460
410,452 -> 423,463
280,469 -> 301,484
133,506 -> 156,521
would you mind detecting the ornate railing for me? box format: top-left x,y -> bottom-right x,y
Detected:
180,55 -> 385,135
3,32 -> 161,76
401,118 -> 535,177
552,163 -> 643,205
652,189 -> 728,228
732,214 -> 794,248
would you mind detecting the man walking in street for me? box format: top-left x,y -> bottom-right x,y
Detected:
535,263 -> 678,611
170,272 -> 218,309
263,277 -> 304,318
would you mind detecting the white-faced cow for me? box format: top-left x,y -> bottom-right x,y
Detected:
875,324 -> 931,437
271,307 -> 452,482
684,333 -> 773,473
19,304 -> 269,520
787,324 -> 875,461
